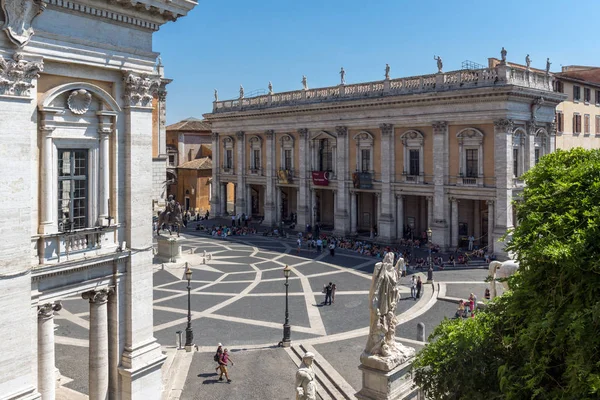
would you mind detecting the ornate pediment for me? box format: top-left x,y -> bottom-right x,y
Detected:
0,52 -> 43,96
1,0 -> 46,48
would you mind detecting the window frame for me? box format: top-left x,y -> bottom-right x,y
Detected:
456,128 -> 484,185
400,130 -> 424,182
248,136 -> 262,174
556,111 -> 564,133
573,85 -> 581,102
280,134 -> 295,172
57,149 -> 89,232
584,88 -> 591,104
318,138 -> 333,172
584,114 -> 591,135
596,115 -> 600,135
222,136 -> 235,172
573,113 -> 582,134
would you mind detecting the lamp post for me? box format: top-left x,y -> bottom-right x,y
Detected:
281,265 -> 291,347
184,263 -> 194,351
427,228 -> 434,283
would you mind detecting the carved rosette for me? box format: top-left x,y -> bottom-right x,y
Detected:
494,119 -> 514,133
432,121 -> 448,135
379,123 -> 393,136
264,129 -> 274,140
0,53 -> 43,96
82,288 -> 114,304
335,126 -> 348,137
297,128 -> 308,138
1,0 -> 46,47
67,89 -> 92,114
37,302 -> 62,319
122,71 -> 160,107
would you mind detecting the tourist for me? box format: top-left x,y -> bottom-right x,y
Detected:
231,214 -> 235,227
416,276 -> 422,299
329,241 -> 335,256
297,237 -> 302,254
323,282 -> 333,305
468,235 -> 475,251
331,283 -> 337,304
484,288 -> 491,302
218,348 -> 234,383
468,293 -> 476,317
455,300 -> 466,318
214,343 -> 223,373
410,276 -> 416,300
316,238 -> 323,252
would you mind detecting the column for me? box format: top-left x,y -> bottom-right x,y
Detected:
334,126 -> 350,235
396,195 -> 404,240
451,197 -> 459,248
220,183 -> 227,215
38,302 -> 62,400
246,184 -> 252,216
493,119 -> 514,259
431,121 -> 449,248
525,122 -> 535,173
210,132 -> 221,216
350,191 -> 357,234
487,200 -> 495,254
547,122 -> 556,153
157,82 -> 168,157
374,192 -> 381,234
296,129 -> 309,228
378,123 -> 395,241
474,200 -> 481,245
83,289 -> 112,400
98,129 -> 110,223
235,131 -> 246,216
426,196 -> 433,229
263,130 -> 276,225
39,121 -> 55,234
276,187 -> 282,224
310,188 -> 317,225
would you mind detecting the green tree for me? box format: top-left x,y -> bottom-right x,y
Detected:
413,148 -> 600,399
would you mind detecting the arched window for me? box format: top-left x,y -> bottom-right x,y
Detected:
222,136 -> 235,172
249,136 -> 262,174
457,128 -> 484,186
279,134 -> 295,171
534,128 -> 549,165
512,128 -> 526,178
400,130 -> 424,183
353,131 -> 374,172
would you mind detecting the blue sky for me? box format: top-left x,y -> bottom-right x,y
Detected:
154,0 -> 600,124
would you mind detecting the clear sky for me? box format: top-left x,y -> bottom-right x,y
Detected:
154,0 -> 600,125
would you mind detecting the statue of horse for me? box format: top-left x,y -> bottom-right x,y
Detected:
157,199 -> 183,237
488,260 -> 519,299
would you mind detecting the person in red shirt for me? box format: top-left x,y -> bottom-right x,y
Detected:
218,348 -> 234,383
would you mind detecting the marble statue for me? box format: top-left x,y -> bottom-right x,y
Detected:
295,352 -> 316,400
546,58 -> 551,73
157,195 -> 184,237
500,47 -> 507,64
434,55 -> 443,73
361,253 -> 415,371
268,81 -> 273,94
301,75 -> 308,90
526,54 -> 531,69
214,89 -> 218,102
385,63 -> 390,80
488,260 -> 519,299
239,85 -> 244,99
340,67 -> 345,85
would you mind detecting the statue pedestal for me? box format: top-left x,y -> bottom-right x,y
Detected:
156,236 -> 182,263
356,357 -> 417,400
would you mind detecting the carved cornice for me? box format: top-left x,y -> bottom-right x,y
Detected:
432,121 -> 448,135
0,53 -> 43,96
335,126 -> 348,137
265,129 -> 274,140
494,119 -> 514,133
82,287 -> 114,304
297,128 -> 309,138
379,123 -> 393,136
1,0 -> 46,48
122,71 -> 160,107
37,301 -> 62,319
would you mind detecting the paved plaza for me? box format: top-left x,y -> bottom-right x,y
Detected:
53,228 -> 493,399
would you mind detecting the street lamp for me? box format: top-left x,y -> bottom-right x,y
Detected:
281,265 -> 292,347
427,228 -> 434,283
184,263 -> 194,351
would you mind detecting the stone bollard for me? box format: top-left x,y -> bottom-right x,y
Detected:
417,322 -> 426,342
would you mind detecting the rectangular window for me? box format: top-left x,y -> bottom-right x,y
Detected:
58,149 -> 87,232
585,88 -> 591,103
168,155 -> 175,166
584,114 -> 591,134
252,149 -> 260,170
465,149 -> 478,178
361,149 -> 370,172
596,116 -> 600,134
573,114 -> 582,134
556,112 -> 564,132
318,139 -> 333,172
284,149 -> 292,170
535,148 -> 540,165
574,86 -> 581,102
409,149 -> 419,176
596,90 -> 600,105
555,81 -> 564,93
225,149 -> 233,169
513,148 -> 519,177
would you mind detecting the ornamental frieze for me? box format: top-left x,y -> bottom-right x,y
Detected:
0,53 -> 43,96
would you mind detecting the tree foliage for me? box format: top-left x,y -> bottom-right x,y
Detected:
413,148 -> 600,399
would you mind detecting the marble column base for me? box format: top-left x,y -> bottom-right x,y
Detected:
356,357 -> 417,400
156,236 -> 182,263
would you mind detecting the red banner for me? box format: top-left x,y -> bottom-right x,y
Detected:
312,171 -> 330,186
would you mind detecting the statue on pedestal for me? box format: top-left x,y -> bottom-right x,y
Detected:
239,85 -> 244,99
385,63 -> 390,80
214,89 -> 218,102
295,352 -> 316,400
157,195 -> 183,237
361,253 -> 415,371
526,54 -> 531,69
340,67 -> 346,85
301,75 -> 308,90
268,81 -> 273,94
433,55 -> 443,73
500,47 -> 507,64
546,58 -> 551,74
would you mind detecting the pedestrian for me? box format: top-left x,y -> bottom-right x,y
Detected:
410,276 -> 416,300
331,283 -> 337,304
329,242 -> 335,256
323,282 -> 333,305
214,343 -> 223,373
468,235 -> 474,251
316,238 -> 323,252
231,214 -> 235,227
297,237 -> 302,254
416,276 -> 422,299
484,288 -> 491,302
205,210 -> 209,220
245,214 -> 249,227
369,227 -> 374,240
218,348 -> 234,382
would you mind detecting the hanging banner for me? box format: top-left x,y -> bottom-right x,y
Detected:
277,169 -> 292,184
311,171 -> 330,186
352,172 -> 373,189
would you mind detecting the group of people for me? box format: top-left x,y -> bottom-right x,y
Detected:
409,275 -> 423,300
454,290 -> 491,319
297,233 -> 337,256
213,343 -> 234,383
321,282 -> 337,305
230,213 -> 250,227
204,224 -> 258,237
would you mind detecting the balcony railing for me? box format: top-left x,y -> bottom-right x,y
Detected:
212,64 -> 554,113
222,166 -> 234,174
248,167 -> 263,176
458,176 -> 482,186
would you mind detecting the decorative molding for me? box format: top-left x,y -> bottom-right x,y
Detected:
379,123 -> 393,136
264,129 -> 274,140
37,301 -> 62,319
432,121 -> 448,134
82,287 -> 114,304
335,126 -> 348,137
67,89 -> 92,114
236,131 -> 244,139
1,0 -> 46,48
494,119 -> 514,133
122,71 -> 160,107
297,128 -> 309,138
0,53 -> 43,96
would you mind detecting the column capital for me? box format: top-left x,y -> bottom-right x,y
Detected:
335,126 -> 348,137
265,129 -> 275,139
297,128 -> 309,138
449,196 -> 458,203
0,53 -> 44,97
236,131 -> 245,139
432,121 -> 448,134
374,192 -> 381,198
494,119 -> 514,133
211,132 -> 219,140
82,288 -> 114,304
427,196 -> 433,202
38,302 -> 62,319
486,199 -> 495,206
379,123 -> 394,136
547,121 -> 556,136
122,71 -> 161,108
395,193 -> 404,200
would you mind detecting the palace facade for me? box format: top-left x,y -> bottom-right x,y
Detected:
0,1 -> 195,399
204,53 -> 565,258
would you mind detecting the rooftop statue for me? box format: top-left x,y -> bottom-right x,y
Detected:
239,85 -> 244,99
385,63 -> 390,80
433,55 -> 443,73
301,75 -> 308,90
500,47 -> 507,64
268,81 -> 273,94
526,54 -> 531,69
214,89 -> 218,102
340,67 -> 345,85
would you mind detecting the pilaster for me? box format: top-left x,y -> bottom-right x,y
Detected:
396,195 -> 404,240
334,126 -> 350,235
210,132 -> 221,216
525,121 -> 536,172
493,119 -> 514,259
450,197 -> 459,248
378,123 -> 395,241
296,128 -> 309,228
235,131 -> 246,216
263,130 -> 276,226
431,121 -> 449,248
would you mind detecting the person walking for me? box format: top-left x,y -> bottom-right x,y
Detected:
331,283 -> 337,304
323,282 -> 333,305
410,276 -> 417,300
297,237 -> 302,254
218,348 -> 234,383
214,343 -> 224,373
416,276 -> 422,299
484,288 -> 491,302
316,238 -> 323,252
231,214 -> 235,227
329,241 -> 335,256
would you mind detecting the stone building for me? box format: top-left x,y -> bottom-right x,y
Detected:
0,1 -> 195,399
204,51 -> 565,258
